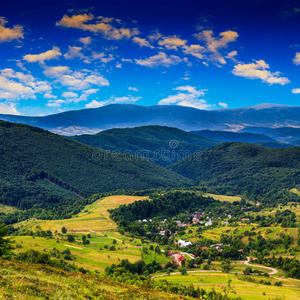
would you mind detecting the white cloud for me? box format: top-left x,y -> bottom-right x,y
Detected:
62,91 -> 78,98
0,68 -> 52,100
64,46 -> 86,60
43,66 -> 70,78
79,36 -> 91,46
58,72 -> 109,90
135,52 -> 182,67
121,58 -> 133,63
158,36 -> 187,50
232,60 -> 290,85
293,52 -> 300,65
219,102 -> 228,108
46,99 -> 66,107
92,52 -> 114,63
292,88 -> 300,94
43,93 -> 57,99
56,13 -> 139,40
129,87 -> 138,91
226,50 -> 237,59
183,44 -> 205,60
85,95 -> 141,108
147,30 -> 162,41
195,30 -> 238,64
132,37 -> 154,48
23,47 -> 61,63
159,86 -> 210,109
0,17 -> 23,43
0,102 -> 20,115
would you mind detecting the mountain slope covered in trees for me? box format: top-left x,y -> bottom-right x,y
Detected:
69,126 -> 220,166
0,121 -> 191,218
168,142 -> 300,202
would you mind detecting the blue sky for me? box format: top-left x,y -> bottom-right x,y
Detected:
0,0 -> 300,116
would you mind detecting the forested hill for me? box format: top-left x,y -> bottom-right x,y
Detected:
69,125 -> 220,166
168,142 -> 300,201
191,130 -> 276,143
0,121 -> 191,215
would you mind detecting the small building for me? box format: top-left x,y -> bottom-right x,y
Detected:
178,240 -> 192,248
201,246 -> 207,251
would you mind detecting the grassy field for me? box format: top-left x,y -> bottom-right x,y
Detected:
162,272 -> 300,300
290,188 -> 300,197
13,195 -> 164,272
204,193 -> 241,203
0,203 -> 20,214
16,195 -> 149,233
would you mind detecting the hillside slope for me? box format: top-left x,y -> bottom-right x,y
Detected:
263,127 -> 300,143
168,142 -> 300,198
0,121 -> 191,215
191,130 -> 276,143
70,126 -> 220,166
0,259 -> 193,300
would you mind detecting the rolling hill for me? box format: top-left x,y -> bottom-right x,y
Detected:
0,121 -> 191,217
69,126 -> 220,166
190,130 -> 276,143
168,142 -> 300,200
1,103 -> 300,135
263,127 -> 300,143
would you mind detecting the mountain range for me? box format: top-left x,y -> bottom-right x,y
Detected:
1,103 -> 300,135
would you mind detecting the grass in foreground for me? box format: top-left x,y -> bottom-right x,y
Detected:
0,258 -> 194,300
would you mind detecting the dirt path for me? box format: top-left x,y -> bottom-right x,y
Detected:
63,244 -> 83,250
152,256 -> 279,279
242,256 -> 278,275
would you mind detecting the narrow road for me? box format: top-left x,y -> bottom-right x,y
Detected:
152,256 -> 279,279
242,256 -> 278,275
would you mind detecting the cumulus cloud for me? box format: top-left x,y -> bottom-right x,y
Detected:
23,47 -> 61,63
147,30 -> 162,42
0,17 -> 23,43
219,102 -> 228,108
183,44 -> 205,60
135,52 -> 182,67
64,46 -> 86,60
79,36 -> 91,46
47,88 -> 100,107
85,95 -> 141,108
293,52 -> 300,65
0,102 -> 20,115
232,60 -> 290,85
159,86 -> 210,109
158,36 -> 187,50
292,88 -> 300,94
132,37 -> 154,48
56,13 -> 139,40
62,91 -> 78,99
92,52 -> 114,63
0,68 -> 51,100
128,87 -> 138,91
43,66 -> 70,78
57,72 -> 109,90
195,30 -> 238,64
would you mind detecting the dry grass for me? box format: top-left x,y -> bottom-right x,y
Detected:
17,195 -> 148,233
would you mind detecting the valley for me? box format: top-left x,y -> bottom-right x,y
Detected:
0,119 -> 300,299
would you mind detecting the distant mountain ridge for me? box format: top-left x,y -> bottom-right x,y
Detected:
1,103 -> 300,135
